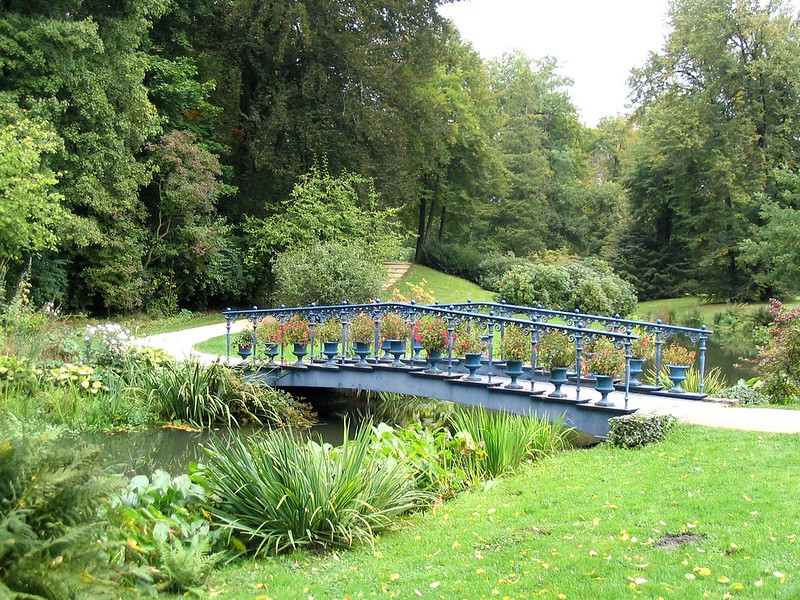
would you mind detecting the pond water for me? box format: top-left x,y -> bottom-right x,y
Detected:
704,335 -> 759,384
82,419 -> 347,477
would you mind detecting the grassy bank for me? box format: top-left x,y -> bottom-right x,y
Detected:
209,425 -> 799,599
389,264 -> 495,304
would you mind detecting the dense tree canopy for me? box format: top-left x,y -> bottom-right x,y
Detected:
620,0 -> 800,300
3,0 -> 800,313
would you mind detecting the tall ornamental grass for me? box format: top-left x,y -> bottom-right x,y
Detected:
200,422 -> 421,555
449,408 -> 571,479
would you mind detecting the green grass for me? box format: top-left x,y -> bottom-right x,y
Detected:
123,311 -> 225,336
194,334 -> 231,357
389,264 -> 495,304
209,424 -> 800,598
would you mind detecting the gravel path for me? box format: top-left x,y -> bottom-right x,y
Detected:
139,323 -> 800,434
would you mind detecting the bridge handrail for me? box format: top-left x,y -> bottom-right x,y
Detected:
223,301 -> 639,405
443,300 -> 714,393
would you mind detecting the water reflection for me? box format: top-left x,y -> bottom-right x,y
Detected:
80,420 -> 346,477
704,335 -> 759,384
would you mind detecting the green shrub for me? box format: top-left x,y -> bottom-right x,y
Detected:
0,417 -> 123,598
419,240 -> 484,283
494,258 -> 637,316
200,422 -> 421,555
369,422 -> 480,499
722,381 -> 769,405
359,392 -> 455,430
273,241 -> 386,306
475,251 -> 529,291
606,414 -> 676,448
135,361 -> 316,429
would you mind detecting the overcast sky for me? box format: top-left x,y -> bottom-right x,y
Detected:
438,0 -> 800,127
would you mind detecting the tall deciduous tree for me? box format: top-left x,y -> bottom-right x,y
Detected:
0,1 -> 166,310
221,0 -> 454,215
471,53 -> 588,256
0,98 -> 65,266
623,0 -> 800,300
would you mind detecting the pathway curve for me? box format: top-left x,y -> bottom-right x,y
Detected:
139,322 -> 800,435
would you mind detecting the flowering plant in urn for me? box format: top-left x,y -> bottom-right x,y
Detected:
256,319 -> 282,344
630,326 -> 655,360
283,314 -> 311,344
233,330 -> 253,350
585,338 -> 625,376
349,313 -> 375,343
414,316 -> 450,353
379,312 -> 409,340
502,325 -> 529,361
453,325 -> 483,356
315,318 -> 341,342
662,342 -> 695,366
537,332 -> 576,369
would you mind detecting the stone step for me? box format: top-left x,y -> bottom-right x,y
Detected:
383,261 -> 413,288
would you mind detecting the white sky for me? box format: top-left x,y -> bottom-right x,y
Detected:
438,0 -> 798,127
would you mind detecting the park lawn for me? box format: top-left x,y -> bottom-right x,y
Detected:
208,424 -> 799,599
389,264 -> 495,304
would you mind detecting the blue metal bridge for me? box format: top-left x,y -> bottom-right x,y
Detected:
223,301 -> 713,439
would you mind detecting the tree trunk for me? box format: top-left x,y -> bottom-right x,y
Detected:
425,196 -> 438,246
414,197 -> 427,262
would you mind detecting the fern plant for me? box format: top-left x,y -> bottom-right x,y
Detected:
0,415 -> 123,599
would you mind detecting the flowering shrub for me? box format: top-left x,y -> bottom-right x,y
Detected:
661,342 -> 695,366
537,332 -> 575,369
82,323 -> 137,366
413,316 -> 449,353
256,320 -> 282,344
756,299 -> 800,404
349,313 -> 375,343
585,339 -> 625,376
502,325 -> 529,361
453,325 -> 483,356
282,314 -> 311,344
630,327 -> 655,360
379,312 -> 409,340
315,318 -> 341,342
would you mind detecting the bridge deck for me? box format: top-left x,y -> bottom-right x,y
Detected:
245,358 -> 709,439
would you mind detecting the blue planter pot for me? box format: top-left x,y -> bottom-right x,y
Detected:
667,364 -> 690,393
594,373 -> 616,406
292,342 -> 308,365
629,358 -> 645,386
354,341 -> 372,366
505,359 -> 524,389
322,341 -> 339,365
549,366 -> 569,398
380,339 -> 392,360
412,339 -> 424,361
463,352 -> 483,381
425,349 -> 443,373
262,342 -> 279,365
237,346 -> 252,360
388,339 -> 406,366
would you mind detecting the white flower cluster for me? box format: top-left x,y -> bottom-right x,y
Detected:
83,323 -> 138,365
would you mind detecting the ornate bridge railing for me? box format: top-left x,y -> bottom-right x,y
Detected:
442,301 -> 714,393
223,301 -> 643,406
